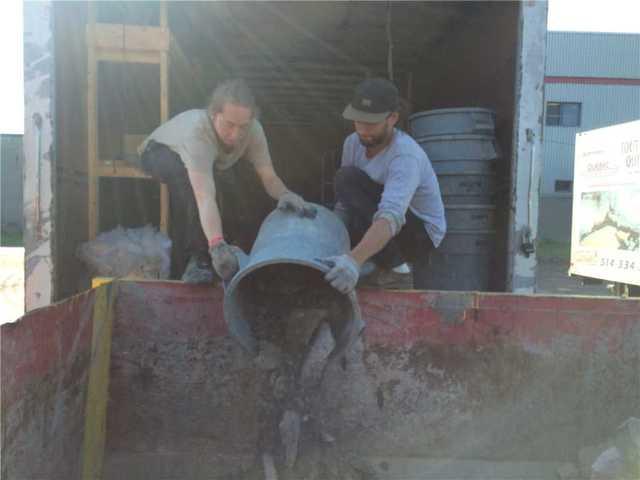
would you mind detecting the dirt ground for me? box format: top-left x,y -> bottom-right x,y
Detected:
535,256 -> 612,296
0,247 -> 24,325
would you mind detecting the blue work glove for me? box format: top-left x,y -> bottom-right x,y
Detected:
319,254 -> 360,294
278,191 -> 317,218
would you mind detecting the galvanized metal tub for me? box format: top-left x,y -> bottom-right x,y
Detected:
409,107 -> 496,137
425,252 -> 491,291
416,134 -> 500,162
445,205 -> 497,231
224,204 -> 364,359
436,230 -> 495,255
424,229 -> 495,290
438,174 -> 496,204
431,158 -> 498,176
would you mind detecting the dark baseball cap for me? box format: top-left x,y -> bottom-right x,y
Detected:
343,78 -> 400,123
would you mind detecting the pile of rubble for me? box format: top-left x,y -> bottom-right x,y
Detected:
558,417 -> 640,479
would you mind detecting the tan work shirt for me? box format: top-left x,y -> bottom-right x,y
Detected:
138,109 -> 272,174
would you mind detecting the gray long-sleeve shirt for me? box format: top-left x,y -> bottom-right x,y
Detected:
340,129 -> 446,247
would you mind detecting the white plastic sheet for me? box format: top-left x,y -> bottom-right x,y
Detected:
77,225 -> 171,279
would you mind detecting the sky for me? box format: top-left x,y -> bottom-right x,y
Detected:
0,0 -> 639,135
546,0 -> 640,33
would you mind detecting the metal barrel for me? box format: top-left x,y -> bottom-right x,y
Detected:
223,203 -> 364,359
409,107 -> 496,137
444,205 -> 496,230
410,109 -> 501,291
425,230 -> 497,291
414,134 -> 500,162
438,174 -> 498,205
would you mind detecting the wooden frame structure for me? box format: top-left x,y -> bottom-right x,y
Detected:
86,3 -> 170,239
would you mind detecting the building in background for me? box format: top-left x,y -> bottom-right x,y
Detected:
540,31 -> 640,242
1,134 -> 24,243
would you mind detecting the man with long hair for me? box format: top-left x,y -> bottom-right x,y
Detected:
138,79 -> 311,283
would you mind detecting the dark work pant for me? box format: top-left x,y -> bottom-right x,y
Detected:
334,166 -> 435,288
140,141 -> 273,278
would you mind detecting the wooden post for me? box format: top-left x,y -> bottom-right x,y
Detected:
159,1 -> 170,234
87,3 -> 98,239
81,283 -> 117,479
87,1 -> 171,238
159,45 -> 170,234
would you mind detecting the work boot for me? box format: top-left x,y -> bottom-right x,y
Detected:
358,265 -> 413,290
181,254 -> 215,284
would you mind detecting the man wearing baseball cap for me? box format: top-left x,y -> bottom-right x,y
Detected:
321,78 -> 446,293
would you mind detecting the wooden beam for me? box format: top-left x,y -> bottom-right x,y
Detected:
87,22 -> 98,239
81,283 -> 117,480
88,24 -> 170,52
87,2 -> 171,239
159,4 -> 170,234
97,161 -> 151,179
160,56 -> 168,121
160,1 -> 168,29
160,186 -> 170,234
95,49 -> 161,65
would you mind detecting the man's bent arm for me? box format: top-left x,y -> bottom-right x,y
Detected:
187,170 -> 223,241
349,154 -> 421,265
350,218 -> 394,266
255,163 -> 289,200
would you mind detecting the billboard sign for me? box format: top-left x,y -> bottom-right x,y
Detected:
570,120 -> 640,286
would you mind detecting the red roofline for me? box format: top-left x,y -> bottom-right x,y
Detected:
545,76 -> 640,85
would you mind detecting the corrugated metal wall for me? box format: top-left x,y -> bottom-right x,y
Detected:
546,32 -> 640,78
1,134 -> 24,234
539,32 -> 640,241
542,83 -> 640,196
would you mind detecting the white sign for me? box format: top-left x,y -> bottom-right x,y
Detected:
570,120 -> 640,286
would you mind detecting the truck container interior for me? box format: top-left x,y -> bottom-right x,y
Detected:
53,1 -> 520,299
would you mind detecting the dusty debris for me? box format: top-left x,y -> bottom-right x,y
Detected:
279,409 -> 302,468
586,417 -> 640,479
299,323 -> 335,391
246,266 -> 368,479
255,340 -> 285,371
251,328 -> 376,480
579,443 -> 612,477
591,447 -> 624,479
556,462 -> 580,479
613,417 -> 640,477
77,225 -> 171,279
262,452 -> 279,480
285,445 -> 379,480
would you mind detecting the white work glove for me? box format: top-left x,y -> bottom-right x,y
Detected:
209,240 -> 240,282
319,254 -> 360,294
277,191 -> 317,218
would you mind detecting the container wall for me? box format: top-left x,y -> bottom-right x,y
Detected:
23,1 -> 56,310
1,290 -> 96,479
3,281 -> 639,477
51,2 -> 529,298
104,282 -> 640,476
